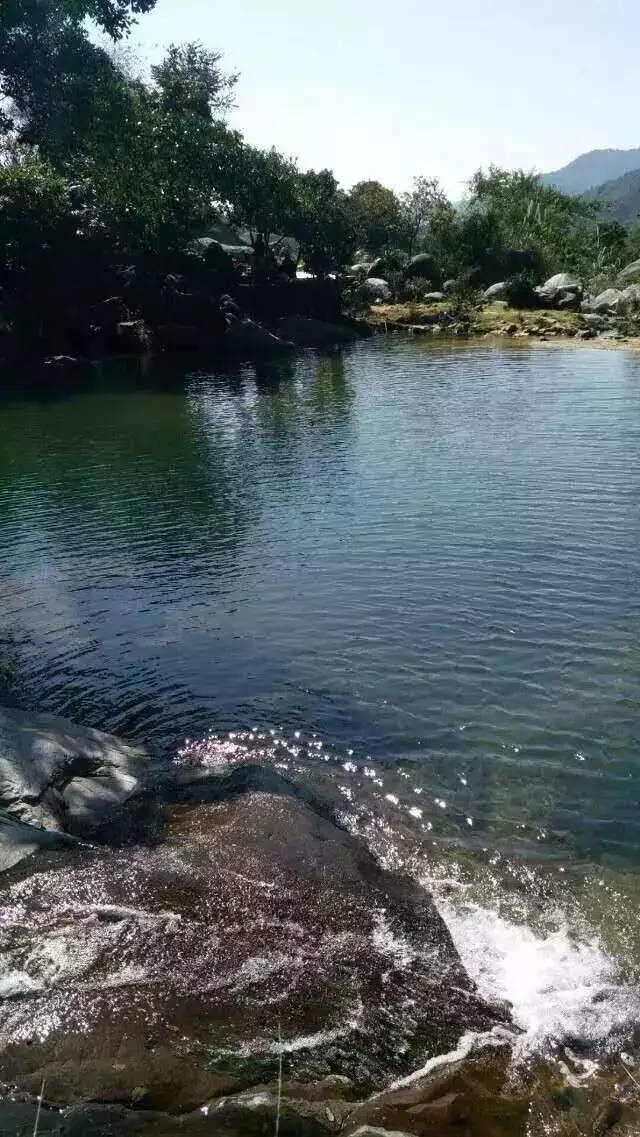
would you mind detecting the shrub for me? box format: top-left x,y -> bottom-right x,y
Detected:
503,271 -> 539,309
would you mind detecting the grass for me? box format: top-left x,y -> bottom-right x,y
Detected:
367,299 -> 585,338
32,1078 -> 45,1137
274,1023 -> 283,1137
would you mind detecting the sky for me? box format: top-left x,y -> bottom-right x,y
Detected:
131,0 -> 639,198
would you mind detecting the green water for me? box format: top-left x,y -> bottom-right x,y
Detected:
1,338 -> 639,869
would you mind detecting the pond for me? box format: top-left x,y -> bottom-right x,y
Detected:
1,337 -> 640,1082
2,338 -> 638,867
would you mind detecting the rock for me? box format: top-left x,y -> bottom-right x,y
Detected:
557,293 -> 580,310
492,300 -> 509,310
483,282 -> 507,300
620,284 -> 640,313
90,297 -> 130,329
0,809 -> 77,874
535,273 -> 583,308
423,292 -> 444,302
343,1054 -> 528,1137
362,278 -> 392,301
581,313 -> 607,329
349,1129 -> 413,1137
576,328 -> 597,340
115,320 -> 152,353
0,762 -> 508,1111
42,355 -> 81,372
583,288 -> 624,315
506,323 -> 518,335
0,705 -> 152,841
442,279 -> 457,293
405,253 -> 440,281
272,317 -> 364,347
617,259 -> 640,286
223,318 -> 292,353
348,259 -> 383,280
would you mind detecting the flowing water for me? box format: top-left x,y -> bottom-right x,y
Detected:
1,338 -> 640,1103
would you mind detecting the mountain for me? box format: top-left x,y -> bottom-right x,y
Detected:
542,148 -> 640,195
584,168 -> 640,228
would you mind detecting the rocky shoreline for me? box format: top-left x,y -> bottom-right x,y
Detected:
1,706 -> 640,1136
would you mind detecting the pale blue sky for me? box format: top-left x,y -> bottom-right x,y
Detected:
132,0 -> 639,197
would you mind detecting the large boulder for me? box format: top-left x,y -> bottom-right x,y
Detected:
361,278 -> 392,302
617,259 -> 640,286
0,705 -> 152,837
535,273 -> 583,308
405,253 -> 440,282
483,282 -> 507,301
0,761 -> 508,1113
620,284 -> 640,313
582,288 -> 624,315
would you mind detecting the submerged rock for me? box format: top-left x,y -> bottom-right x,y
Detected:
0,761 -> 509,1113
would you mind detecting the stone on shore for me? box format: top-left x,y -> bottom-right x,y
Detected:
0,705 -> 151,838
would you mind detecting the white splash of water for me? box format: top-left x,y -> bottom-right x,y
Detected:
435,897 -> 640,1059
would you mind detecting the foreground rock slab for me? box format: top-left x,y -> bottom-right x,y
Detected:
0,763 -> 508,1112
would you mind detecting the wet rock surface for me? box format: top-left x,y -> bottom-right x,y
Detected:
0,759 -> 508,1118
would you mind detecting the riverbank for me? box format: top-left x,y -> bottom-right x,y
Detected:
366,299 -> 640,349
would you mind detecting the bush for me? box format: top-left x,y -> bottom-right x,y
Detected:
503,271 -> 539,309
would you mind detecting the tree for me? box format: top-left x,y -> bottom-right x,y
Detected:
292,169 -> 356,276
225,145 -> 300,252
347,180 -> 401,257
467,166 -> 601,275
0,1 -> 145,159
399,176 -> 447,257
151,42 -> 238,119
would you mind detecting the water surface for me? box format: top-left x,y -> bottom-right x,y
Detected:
1,339 -> 639,872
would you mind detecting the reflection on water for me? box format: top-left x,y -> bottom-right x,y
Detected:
0,339 -> 639,875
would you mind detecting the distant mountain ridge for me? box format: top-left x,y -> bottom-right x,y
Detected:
584,168 -> 640,228
542,148 -> 640,195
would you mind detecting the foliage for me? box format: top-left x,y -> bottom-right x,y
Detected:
467,166 -> 602,277
292,169 -> 355,277
347,180 -> 401,256
151,42 -> 238,118
399,176 -> 447,257
224,145 -> 299,251
503,271 -> 538,309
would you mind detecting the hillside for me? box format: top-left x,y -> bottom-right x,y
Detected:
542,147 -> 640,194
584,168 -> 640,227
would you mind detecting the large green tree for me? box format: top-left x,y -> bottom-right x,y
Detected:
347,180 -> 401,257
292,169 -> 355,276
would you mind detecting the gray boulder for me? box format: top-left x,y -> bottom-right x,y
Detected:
362,277 -> 392,301
535,273 -> 583,308
483,282 -> 507,300
442,279 -> 457,294
0,809 -> 77,874
583,288 -> 624,315
405,253 -> 439,281
557,293 -> 580,310
617,259 -> 640,286
423,291 -> 445,302
0,705 -> 151,839
620,284 -> 640,313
